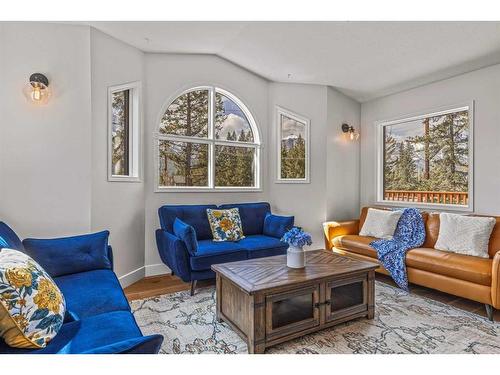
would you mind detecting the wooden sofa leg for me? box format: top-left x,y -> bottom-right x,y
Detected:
485,304 -> 494,321
171,270 -> 174,276
190,280 -> 197,296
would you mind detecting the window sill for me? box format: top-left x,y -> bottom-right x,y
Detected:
155,187 -> 263,193
108,175 -> 142,183
375,199 -> 473,213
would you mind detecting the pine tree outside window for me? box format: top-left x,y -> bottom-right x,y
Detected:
108,81 -> 141,182
156,86 -> 261,191
376,103 -> 473,211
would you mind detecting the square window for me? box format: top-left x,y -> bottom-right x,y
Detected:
215,145 -> 256,187
158,140 -> 209,187
377,104 -> 472,210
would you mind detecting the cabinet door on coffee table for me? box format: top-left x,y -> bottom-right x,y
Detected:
325,274 -> 367,322
265,285 -> 320,340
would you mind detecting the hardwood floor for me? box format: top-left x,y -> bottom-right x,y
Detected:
124,274 -> 214,301
124,273 -> 499,321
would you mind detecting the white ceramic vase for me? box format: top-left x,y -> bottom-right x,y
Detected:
287,245 -> 306,269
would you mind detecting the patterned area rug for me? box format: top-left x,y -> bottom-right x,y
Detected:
131,281 -> 500,354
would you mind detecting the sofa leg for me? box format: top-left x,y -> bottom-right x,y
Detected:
485,304 -> 494,321
170,270 -> 174,276
190,280 -> 197,296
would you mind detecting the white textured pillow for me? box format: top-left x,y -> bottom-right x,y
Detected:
434,213 -> 496,258
359,208 -> 403,239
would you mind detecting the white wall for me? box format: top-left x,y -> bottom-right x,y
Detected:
143,54 -> 270,275
0,23 -> 92,238
266,84 -> 362,247
0,23 -> 363,284
360,63 -> 500,216
90,28 -> 146,286
267,83 -> 328,246
326,87 -> 361,220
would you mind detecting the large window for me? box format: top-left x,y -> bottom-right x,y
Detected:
108,82 -> 141,182
156,87 -> 260,191
377,103 -> 473,210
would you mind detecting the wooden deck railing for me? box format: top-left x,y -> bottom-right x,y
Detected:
384,190 -> 468,205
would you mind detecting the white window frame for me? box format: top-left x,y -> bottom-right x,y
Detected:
154,86 -> 262,192
275,106 -> 311,184
107,81 -> 142,182
375,101 -> 474,212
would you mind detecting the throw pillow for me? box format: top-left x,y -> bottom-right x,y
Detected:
22,230 -> 111,277
207,208 -> 245,242
173,218 -> 198,255
0,248 -> 66,349
435,213 -> 496,258
359,208 -> 403,239
263,213 -> 294,239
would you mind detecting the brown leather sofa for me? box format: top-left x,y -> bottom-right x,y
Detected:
323,206 -> 500,321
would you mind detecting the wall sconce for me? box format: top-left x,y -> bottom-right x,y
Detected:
341,123 -> 360,141
23,73 -> 51,105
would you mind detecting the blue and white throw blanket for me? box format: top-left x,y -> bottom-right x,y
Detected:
370,208 -> 426,291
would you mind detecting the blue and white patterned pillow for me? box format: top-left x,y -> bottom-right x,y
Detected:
0,249 -> 66,348
207,208 -> 245,242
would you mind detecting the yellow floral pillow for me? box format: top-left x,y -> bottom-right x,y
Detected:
207,208 -> 245,242
0,248 -> 66,348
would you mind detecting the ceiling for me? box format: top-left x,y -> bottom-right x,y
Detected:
88,21 -> 500,102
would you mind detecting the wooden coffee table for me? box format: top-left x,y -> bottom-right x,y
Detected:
212,249 -> 378,354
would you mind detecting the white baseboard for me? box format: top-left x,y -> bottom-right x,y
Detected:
145,263 -> 171,277
118,266 -> 146,288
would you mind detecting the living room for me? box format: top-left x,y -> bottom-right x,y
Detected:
2,0 -> 500,370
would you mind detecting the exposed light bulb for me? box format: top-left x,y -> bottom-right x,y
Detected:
31,86 -> 42,101
349,131 -> 354,140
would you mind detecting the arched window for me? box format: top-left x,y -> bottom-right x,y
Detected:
156,86 -> 261,190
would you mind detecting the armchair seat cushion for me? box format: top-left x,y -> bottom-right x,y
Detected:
54,270 -> 130,319
332,235 -> 378,259
0,311 -> 146,354
190,241 -> 247,271
406,248 -> 492,286
238,235 -> 288,259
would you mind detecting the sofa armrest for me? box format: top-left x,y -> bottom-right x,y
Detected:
82,334 -> 164,354
155,229 -> 191,282
323,220 -> 360,250
492,252 -> 500,309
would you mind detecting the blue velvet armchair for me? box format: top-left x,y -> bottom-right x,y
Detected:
0,222 -> 163,354
156,202 -> 294,295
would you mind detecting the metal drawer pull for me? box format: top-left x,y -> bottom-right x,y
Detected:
314,300 -> 331,308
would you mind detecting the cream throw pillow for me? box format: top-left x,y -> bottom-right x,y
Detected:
435,213 -> 495,258
359,208 -> 403,239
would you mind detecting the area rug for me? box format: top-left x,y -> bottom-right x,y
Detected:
131,281 -> 500,354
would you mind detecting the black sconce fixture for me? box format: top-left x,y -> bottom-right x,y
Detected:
341,123 -> 360,141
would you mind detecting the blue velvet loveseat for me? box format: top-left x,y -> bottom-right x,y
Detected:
156,202 -> 294,295
0,222 -> 163,354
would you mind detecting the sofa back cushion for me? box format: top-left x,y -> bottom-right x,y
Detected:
22,231 -> 111,277
159,205 -> 217,240
359,206 -> 500,258
219,202 -> 271,235
0,222 -> 23,251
